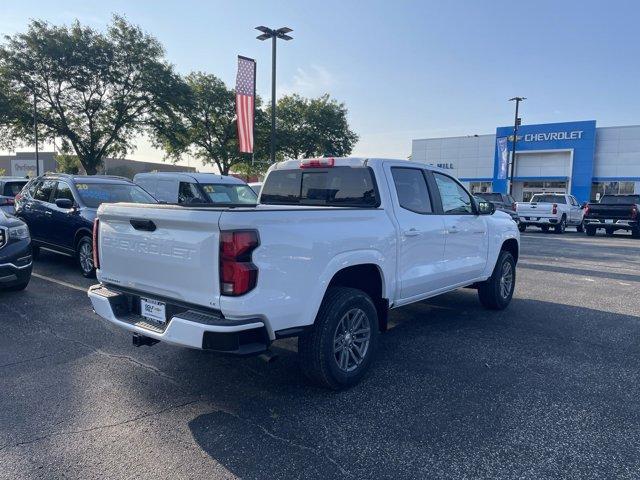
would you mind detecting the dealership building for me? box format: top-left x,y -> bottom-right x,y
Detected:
411,121 -> 640,202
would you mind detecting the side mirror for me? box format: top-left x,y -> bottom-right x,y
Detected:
55,198 -> 74,209
477,200 -> 495,215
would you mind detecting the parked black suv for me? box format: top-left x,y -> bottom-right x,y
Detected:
0,210 -> 32,291
15,174 -> 156,277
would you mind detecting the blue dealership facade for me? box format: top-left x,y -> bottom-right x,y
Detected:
412,121 -> 640,202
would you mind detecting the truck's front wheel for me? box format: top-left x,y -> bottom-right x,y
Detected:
298,287 -> 379,390
478,251 -> 516,310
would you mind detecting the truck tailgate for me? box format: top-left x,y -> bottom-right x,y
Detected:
586,204 -> 635,220
517,203 -> 554,216
96,204 -> 223,309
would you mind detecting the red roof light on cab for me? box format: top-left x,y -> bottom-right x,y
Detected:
300,157 -> 335,169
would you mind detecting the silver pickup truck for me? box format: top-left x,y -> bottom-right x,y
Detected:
516,193 -> 585,233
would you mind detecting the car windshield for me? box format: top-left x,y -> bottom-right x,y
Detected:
531,194 -> 567,204
477,193 -> 503,202
3,181 -> 27,197
76,183 -> 156,208
600,195 -> 640,205
200,184 -> 257,205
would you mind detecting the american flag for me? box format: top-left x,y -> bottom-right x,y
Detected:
236,56 -> 256,153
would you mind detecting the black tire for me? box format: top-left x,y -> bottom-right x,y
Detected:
605,228 -> 614,237
541,226 -> 549,233
554,216 -> 567,234
586,226 -> 596,236
478,251 -> 516,310
576,221 -> 584,233
5,279 -> 30,291
632,227 -> 640,239
77,236 -> 96,278
298,287 -> 379,390
518,223 -> 526,232
31,245 -> 40,260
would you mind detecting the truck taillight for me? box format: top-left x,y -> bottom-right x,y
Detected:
584,204 -> 590,216
220,230 -> 259,296
300,157 -> 335,168
92,218 -> 100,270
552,203 -> 558,215
632,206 -> 638,220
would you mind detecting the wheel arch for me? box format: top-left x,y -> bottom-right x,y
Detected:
501,237 -> 519,263
73,228 -> 93,251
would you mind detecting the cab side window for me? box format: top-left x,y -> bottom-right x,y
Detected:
55,182 -> 75,202
433,173 -> 474,214
34,179 -> 56,203
391,167 -> 432,214
178,182 -> 205,204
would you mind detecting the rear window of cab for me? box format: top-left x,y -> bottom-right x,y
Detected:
260,167 -> 379,208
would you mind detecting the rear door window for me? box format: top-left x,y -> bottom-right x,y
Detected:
261,167 -> 379,207
391,167 -> 432,214
54,181 -> 75,202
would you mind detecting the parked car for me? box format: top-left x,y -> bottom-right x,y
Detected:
0,209 -> 32,291
0,177 -> 29,215
15,174 -> 156,277
475,192 -> 519,224
583,194 -> 640,237
133,172 -> 257,205
89,157 -> 520,389
248,182 -> 263,197
516,193 -> 585,233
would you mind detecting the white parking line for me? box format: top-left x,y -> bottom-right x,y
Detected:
32,273 -> 87,293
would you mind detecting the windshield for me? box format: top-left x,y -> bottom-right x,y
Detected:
600,195 -> 640,205
76,183 -> 156,208
200,184 -> 257,205
531,194 -> 567,204
261,167 -> 379,207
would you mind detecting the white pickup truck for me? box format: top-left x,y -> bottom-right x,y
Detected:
516,193 -> 585,233
88,158 -> 519,389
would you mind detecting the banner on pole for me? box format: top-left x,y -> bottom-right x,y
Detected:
236,56 -> 256,153
497,136 -> 509,180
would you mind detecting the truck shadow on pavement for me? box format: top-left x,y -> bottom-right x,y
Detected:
184,290 -> 640,479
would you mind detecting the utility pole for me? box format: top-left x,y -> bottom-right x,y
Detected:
256,26 -> 293,163
33,91 -> 40,176
508,97 -> 525,195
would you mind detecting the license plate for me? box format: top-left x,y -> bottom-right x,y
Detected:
605,219 -> 614,224
140,298 -> 166,324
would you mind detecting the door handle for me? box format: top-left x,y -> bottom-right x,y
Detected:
403,228 -> 420,237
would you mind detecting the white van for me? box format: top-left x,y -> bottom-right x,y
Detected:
133,172 -> 257,205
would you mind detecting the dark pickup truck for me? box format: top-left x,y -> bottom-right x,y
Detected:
583,194 -> 640,237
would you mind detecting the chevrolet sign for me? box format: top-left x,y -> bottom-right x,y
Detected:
523,131 -> 583,142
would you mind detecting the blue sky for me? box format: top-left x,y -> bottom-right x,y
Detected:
2,0 -> 640,165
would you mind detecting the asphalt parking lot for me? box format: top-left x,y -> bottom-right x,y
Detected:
1,230 -> 640,479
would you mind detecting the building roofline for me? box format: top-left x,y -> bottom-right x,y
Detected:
412,133 -> 495,142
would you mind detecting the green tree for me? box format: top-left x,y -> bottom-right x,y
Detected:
152,72 -> 270,175
56,153 -> 81,174
274,94 -> 359,159
0,15 -> 184,174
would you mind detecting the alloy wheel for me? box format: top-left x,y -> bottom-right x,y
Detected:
79,242 -> 94,274
499,261 -> 514,299
333,308 -> 371,373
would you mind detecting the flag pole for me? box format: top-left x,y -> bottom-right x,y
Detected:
252,58 -> 256,167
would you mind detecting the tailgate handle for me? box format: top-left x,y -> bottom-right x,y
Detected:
130,219 -> 157,232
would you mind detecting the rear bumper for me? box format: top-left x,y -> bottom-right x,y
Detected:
584,218 -> 638,230
518,215 -> 558,226
88,284 -> 270,355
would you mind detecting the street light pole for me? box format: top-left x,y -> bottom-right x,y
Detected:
256,26 -> 293,164
33,91 -> 40,177
508,96 -> 525,195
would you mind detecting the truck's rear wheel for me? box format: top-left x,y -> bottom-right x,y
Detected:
576,221 -> 584,233
77,236 -> 96,278
518,223 -> 526,232
554,216 -> 566,234
605,228 -> 614,236
298,287 -> 378,390
586,226 -> 596,236
541,226 -> 549,233
478,251 -> 516,310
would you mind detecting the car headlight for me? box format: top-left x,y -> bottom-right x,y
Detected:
8,225 -> 30,240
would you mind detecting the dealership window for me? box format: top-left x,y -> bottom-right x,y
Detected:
591,181 -> 635,201
468,182 -> 492,194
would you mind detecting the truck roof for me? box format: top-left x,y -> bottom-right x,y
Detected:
269,157 -> 451,173
133,171 -> 247,185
